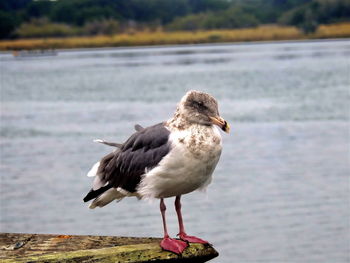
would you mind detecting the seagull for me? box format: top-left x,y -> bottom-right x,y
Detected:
83,90 -> 230,254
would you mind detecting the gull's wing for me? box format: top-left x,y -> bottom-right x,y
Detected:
83,123 -> 170,202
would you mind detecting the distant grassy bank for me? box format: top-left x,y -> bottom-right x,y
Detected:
1,23 -> 349,51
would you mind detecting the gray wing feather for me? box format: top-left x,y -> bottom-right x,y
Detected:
98,123 -> 170,192
134,124 -> 144,132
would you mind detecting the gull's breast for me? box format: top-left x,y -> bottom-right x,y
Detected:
137,125 -> 222,199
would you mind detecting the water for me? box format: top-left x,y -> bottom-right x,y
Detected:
1,40 -> 349,262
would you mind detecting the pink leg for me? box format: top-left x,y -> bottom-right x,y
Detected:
175,196 -> 209,244
159,198 -> 188,254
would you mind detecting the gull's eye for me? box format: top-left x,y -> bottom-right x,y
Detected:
192,101 -> 207,110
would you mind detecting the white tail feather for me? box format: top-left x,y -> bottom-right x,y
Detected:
89,188 -> 126,209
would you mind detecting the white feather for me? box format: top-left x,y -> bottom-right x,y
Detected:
87,161 -> 100,177
88,188 -> 139,209
89,188 -> 125,209
92,175 -> 108,190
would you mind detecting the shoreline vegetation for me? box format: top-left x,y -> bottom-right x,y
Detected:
1,23 -> 349,51
2,0 -> 350,51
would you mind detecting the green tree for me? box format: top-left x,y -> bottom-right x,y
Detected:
50,0 -> 117,26
278,0 -> 350,33
83,19 -> 120,35
188,0 -> 229,13
167,7 -> 259,31
15,17 -> 78,38
167,13 -> 207,31
0,10 -> 18,38
0,0 -> 31,11
24,0 -> 53,19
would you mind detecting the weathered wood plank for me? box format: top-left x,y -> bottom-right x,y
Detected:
0,233 -> 219,262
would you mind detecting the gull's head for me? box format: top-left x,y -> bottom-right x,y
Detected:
178,90 -> 230,133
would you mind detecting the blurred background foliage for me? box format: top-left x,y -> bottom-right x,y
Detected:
0,0 -> 349,39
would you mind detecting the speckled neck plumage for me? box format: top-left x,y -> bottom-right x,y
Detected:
166,106 -> 222,161
166,106 -> 192,131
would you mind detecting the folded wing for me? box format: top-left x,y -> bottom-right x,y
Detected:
83,123 -> 171,205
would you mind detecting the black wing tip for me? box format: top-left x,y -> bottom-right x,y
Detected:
83,189 -> 95,202
83,184 -> 113,202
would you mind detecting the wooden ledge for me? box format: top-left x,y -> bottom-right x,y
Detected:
0,233 -> 219,262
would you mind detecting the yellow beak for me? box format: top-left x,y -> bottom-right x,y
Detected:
209,116 -> 230,133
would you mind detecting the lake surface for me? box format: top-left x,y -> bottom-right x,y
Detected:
1,40 -> 349,262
